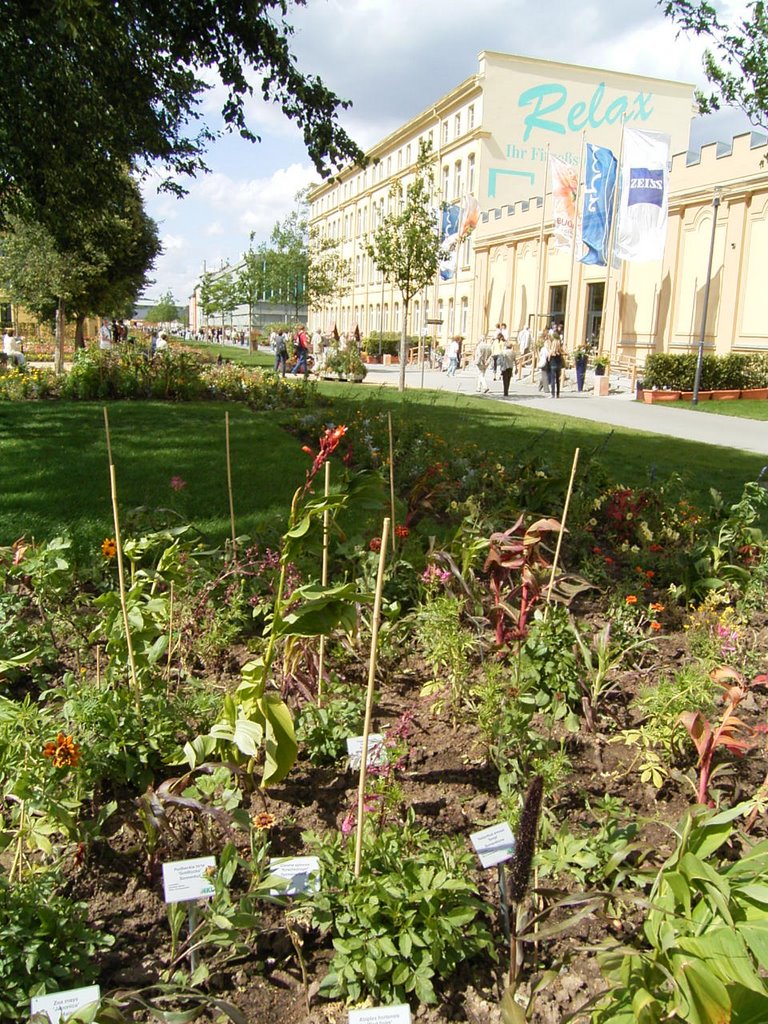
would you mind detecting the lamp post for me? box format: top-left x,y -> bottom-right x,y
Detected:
692,187 -> 721,405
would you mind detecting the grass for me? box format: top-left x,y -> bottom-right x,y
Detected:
181,338 -> 274,370
2,385 -> 765,553
668,398 -> 768,421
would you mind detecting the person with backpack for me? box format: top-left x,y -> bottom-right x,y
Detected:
274,329 -> 288,376
291,325 -> 310,378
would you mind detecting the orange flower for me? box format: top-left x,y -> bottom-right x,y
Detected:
650,602 -> 665,613
43,732 -> 81,768
650,621 -> 662,631
645,570 -> 655,579
101,537 -> 117,559
252,812 -> 277,831
604,556 -> 614,565
592,546 -> 602,554
395,525 -> 409,539
625,595 -> 638,605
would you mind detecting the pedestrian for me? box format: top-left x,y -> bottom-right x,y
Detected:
99,319 -> 112,351
274,329 -> 288,376
446,336 -> 460,376
537,335 -> 550,393
499,340 -> 516,396
517,322 -> 532,377
474,334 -> 493,393
548,335 -> 564,398
291,324 -> 310,378
491,328 -> 503,380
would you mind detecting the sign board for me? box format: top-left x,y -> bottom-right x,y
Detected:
269,856 -> 321,896
31,985 -> 101,1024
346,734 -> 387,771
470,822 -> 516,869
162,856 -> 216,904
349,1005 -> 412,1024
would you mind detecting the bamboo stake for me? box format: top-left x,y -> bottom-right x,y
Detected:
545,448 -> 580,606
387,412 -> 396,552
166,580 -> 175,685
354,516 -> 391,878
225,411 -> 237,559
317,461 -> 331,706
103,408 -> 141,708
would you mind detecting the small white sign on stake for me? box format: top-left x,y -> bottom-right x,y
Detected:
162,856 -> 216,904
348,1004 -> 412,1024
31,985 -> 101,1023
269,856 -> 321,896
470,822 -> 516,869
346,733 -> 387,771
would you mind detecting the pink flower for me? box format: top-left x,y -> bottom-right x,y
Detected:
170,475 -> 187,492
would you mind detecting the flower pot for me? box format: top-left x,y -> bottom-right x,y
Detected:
575,356 -> 587,392
742,387 -> 768,399
711,389 -> 741,400
594,364 -> 607,377
643,389 -> 681,403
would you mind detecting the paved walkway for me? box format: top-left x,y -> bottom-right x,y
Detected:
356,361 -> 768,457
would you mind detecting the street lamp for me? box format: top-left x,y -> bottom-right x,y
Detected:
692,187 -> 722,405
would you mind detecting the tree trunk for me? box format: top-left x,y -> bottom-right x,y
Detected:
74,314 -> 86,349
398,298 -> 409,392
54,298 -> 65,375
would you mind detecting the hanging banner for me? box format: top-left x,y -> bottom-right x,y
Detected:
460,196 -> 480,239
439,203 -> 460,281
579,143 -> 617,267
550,157 -> 578,250
615,128 -> 670,262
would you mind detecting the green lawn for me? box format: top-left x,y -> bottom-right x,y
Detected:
181,338 -> 274,370
668,398 -> 768,420
1,387 -> 764,553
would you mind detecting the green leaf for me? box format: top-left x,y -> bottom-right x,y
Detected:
231,717 -> 264,757
261,694 -> 297,787
500,986 -> 527,1024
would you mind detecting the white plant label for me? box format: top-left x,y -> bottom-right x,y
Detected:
346,734 -> 387,770
349,1005 -> 412,1024
470,822 -> 516,868
269,856 -> 321,896
162,855 -> 216,904
31,985 -> 101,1023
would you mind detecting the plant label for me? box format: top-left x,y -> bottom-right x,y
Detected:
470,822 -> 516,868
162,855 -> 216,904
31,985 -> 100,1023
346,734 -> 387,770
348,1005 -> 412,1024
269,855 -> 321,896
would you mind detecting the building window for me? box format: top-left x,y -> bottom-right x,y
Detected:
442,120 -> 449,144
406,144 -> 411,165
397,149 -> 402,170
460,297 -> 468,334
413,301 -> 420,333
383,303 -> 389,331
467,153 -> 476,194
454,112 -> 461,138
375,304 -> 381,331
428,129 -> 434,149
454,160 -> 463,198
448,298 -> 455,335
442,165 -> 449,200
394,302 -> 400,331
386,156 -> 391,177
0,302 -> 12,327
468,104 -> 475,130
462,235 -> 471,266
437,299 -> 444,335
355,256 -> 361,285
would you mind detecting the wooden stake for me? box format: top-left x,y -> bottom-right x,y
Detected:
545,448 -> 580,605
387,412 -> 396,552
354,516 -> 391,878
225,411 -> 237,559
166,580 -> 175,685
317,461 -> 331,705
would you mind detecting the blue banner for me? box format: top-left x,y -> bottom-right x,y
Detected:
439,204 -> 460,281
579,144 -> 617,266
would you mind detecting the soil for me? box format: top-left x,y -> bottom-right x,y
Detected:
64,615 -> 768,1024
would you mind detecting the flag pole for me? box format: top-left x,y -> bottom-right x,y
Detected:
564,133 -> 586,357
599,118 -> 626,359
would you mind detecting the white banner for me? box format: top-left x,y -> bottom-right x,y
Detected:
615,128 -> 670,262
550,156 -> 578,250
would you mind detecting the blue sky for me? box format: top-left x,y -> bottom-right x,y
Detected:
140,0 -> 753,307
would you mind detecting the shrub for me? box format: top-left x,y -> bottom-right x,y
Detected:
361,332 -> 418,356
643,352 -> 768,391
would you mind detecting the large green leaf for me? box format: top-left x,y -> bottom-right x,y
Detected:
261,694 -> 297,787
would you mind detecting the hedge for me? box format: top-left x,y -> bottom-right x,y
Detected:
643,352 -> 768,391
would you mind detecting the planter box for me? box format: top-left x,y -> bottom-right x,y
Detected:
679,391 -> 712,401
740,388 -> 768,400
711,389 -> 742,400
643,389 -> 681,403
593,376 -> 610,397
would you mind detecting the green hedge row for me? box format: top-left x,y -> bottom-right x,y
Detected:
643,352 -> 768,391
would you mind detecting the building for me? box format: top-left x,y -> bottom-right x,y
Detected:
307,51 -> 696,357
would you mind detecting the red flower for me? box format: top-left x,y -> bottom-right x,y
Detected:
604,556 -> 614,565
302,424 -> 348,493
395,525 -> 409,539
650,621 -> 662,631
369,537 -> 382,552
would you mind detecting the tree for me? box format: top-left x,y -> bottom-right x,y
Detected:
0,1 -> 365,238
365,143 -> 444,391
660,1 -> 768,128
145,290 -> 182,325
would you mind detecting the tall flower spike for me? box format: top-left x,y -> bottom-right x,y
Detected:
508,775 -> 544,904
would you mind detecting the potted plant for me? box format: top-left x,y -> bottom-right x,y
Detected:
593,356 -> 609,377
324,346 -> 368,382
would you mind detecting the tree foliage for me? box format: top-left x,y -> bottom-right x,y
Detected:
145,290 -> 182,325
365,142 -> 444,390
660,1 -> 768,127
0,0 -> 365,235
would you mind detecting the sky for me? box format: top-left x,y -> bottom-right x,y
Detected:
139,0 -> 756,307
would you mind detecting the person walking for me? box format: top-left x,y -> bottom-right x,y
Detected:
491,329 -> 503,380
548,335 -> 565,398
517,322 -> 532,378
474,334 -> 493,394
499,340 -> 516,397
537,334 -> 550,393
274,329 -> 288,376
446,336 -> 460,376
291,325 -> 310,378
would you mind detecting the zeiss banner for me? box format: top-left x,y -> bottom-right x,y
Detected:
439,204 -> 461,281
615,128 -> 670,262
579,144 -> 617,267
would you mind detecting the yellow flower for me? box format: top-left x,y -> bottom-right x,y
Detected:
252,812 -> 277,831
43,732 -> 81,768
101,537 -> 117,559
